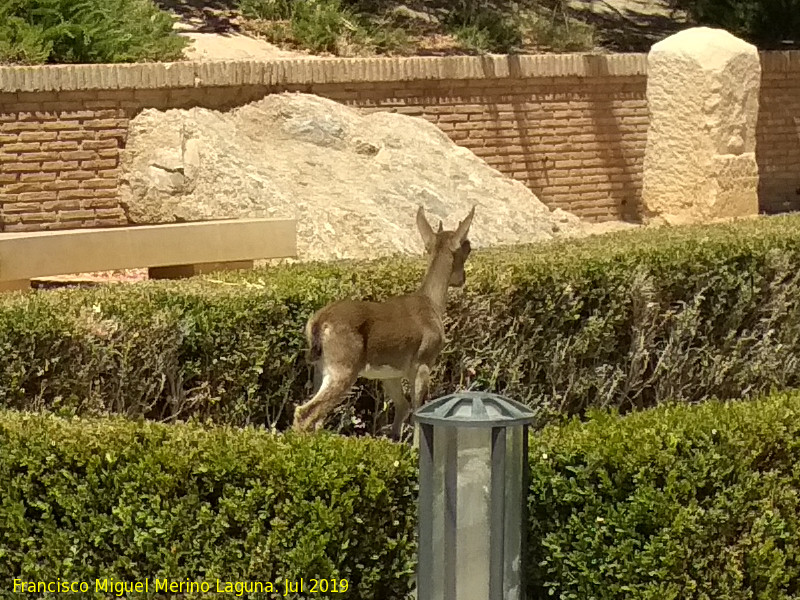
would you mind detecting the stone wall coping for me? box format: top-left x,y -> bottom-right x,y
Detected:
0,54 -> 652,93
1,51 -> 798,93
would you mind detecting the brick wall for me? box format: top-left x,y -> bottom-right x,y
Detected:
1,53 -> 798,232
757,52 -> 800,214
0,85 -> 274,231
314,75 -> 648,221
0,91 -> 129,230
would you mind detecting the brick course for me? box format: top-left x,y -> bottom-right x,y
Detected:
757,53 -> 800,214
1,53 -> 799,231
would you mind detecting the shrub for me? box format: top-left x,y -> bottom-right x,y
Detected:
239,0 -> 410,56
3,215 -> 800,432
4,391 -> 800,598
239,0 -> 293,20
528,392 -> 800,599
290,0 -> 362,54
444,0 -> 523,53
0,0 -> 188,65
0,410 -> 417,599
521,7 -> 597,52
239,0 -> 532,55
667,0 -> 800,48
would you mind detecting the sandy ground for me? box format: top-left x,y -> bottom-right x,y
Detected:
181,31 -> 304,61
170,6 -> 309,62
175,20 -> 307,61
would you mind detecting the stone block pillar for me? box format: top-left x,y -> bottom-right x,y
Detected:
641,27 -> 761,225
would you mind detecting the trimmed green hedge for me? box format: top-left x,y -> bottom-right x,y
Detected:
0,412 -> 417,599
3,391 -> 800,598
666,0 -> 800,49
528,392 -> 800,599
3,215 -> 800,432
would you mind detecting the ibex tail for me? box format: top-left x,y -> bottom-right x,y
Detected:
306,318 -> 323,364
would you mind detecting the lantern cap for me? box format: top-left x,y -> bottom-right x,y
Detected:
414,391 -> 536,428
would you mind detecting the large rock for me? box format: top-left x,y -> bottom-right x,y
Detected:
119,92 -> 581,262
641,27 -> 761,225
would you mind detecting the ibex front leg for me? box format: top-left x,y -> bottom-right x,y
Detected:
404,364 -> 432,446
383,378 -> 410,440
412,364 -> 432,412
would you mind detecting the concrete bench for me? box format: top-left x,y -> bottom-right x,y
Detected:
0,218 -> 297,291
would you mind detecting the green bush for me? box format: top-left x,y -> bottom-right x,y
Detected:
239,0 -> 294,21
444,0 -> 523,53
0,410 -> 417,599
289,0 -> 361,54
521,7 -> 597,52
668,0 -> 800,48
239,0 -> 410,56
238,0 -> 533,55
528,392 -> 800,599
4,391 -> 800,598
3,215 -> 800,432
0,0 -> 188,65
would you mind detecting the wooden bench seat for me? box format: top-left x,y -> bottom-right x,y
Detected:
0,218 -> 297,291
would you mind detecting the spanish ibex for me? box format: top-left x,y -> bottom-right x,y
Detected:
292,205 -> 476,438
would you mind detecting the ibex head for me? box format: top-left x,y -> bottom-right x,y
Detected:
415,205 -> 475,287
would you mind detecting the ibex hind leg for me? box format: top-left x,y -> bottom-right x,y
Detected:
293,324 -> 364,432
293,368 -> 358,432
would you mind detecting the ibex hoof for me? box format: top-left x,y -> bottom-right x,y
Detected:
378,425 -> 413,444
292,411 -> 311,433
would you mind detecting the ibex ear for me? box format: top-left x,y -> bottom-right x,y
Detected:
437,221 -> 443,233
450,206 -> 475,251
416,205 -> 436,251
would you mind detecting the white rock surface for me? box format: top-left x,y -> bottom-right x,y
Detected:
641,27 -> 761,225
119,92 -> 582,262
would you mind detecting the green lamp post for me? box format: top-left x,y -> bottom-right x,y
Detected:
414,391 -> 536,600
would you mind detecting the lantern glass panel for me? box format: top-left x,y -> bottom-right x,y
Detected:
504,425 -> 525,600
455,427 -> 492,598
431,425 -> 455,600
